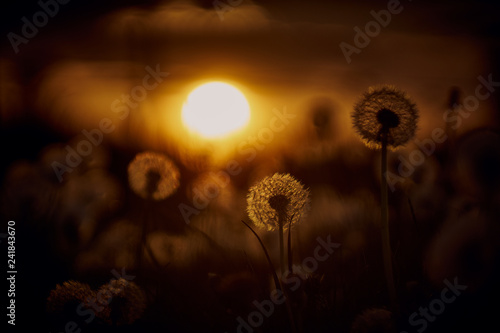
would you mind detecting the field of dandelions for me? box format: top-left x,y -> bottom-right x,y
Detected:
2,86 -> 500,333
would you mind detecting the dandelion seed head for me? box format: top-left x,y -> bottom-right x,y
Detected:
96,278 -> 147,325
46,281 -> 94,314
128,151 -> 180,200
247,173 -> 309,231
352,85 -> 418,149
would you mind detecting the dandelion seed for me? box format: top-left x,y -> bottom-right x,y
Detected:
352,85 -> 418,149
46,281 -> 94,314
246,173 -> 309,232
128,151 -> 180,200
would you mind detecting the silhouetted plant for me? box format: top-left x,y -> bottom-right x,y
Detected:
127,151 -> 181,277
245,173 -> 309,333
241,220 -> 298,333
246,173 -> 309,275
352,85 -> 418,150
352,85 -> 419,310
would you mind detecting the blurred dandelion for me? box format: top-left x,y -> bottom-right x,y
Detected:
350,308 -> 396,333
128,151 -> 180,275
352,85 -> 418,149
351,85 -> 419,310
454,128 -> 500,200
46,281 -> 94,314
244,173 -> 308,333
96,278 -> 147,326
128,151 -> 180,201
425,200 -> 500,291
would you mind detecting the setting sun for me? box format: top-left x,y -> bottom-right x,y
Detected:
181,82 -> 251,139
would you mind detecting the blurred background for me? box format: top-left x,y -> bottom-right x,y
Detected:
1,0 -> 500,332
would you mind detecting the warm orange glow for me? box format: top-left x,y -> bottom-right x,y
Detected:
181,82 -> 250,139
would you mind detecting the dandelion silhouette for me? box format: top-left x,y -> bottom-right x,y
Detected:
352,85 -> 418,149
128,151 -> 180,201
247,173 -> 309,232
247,173 -> 309,277
96,278 -> 146,326
352,85 -> 419,310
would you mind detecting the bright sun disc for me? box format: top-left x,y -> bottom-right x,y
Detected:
182,82 -> 250,139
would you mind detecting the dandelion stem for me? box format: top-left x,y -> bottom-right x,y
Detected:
241,220 -> 298,333
381,134 -> 398,310
287,218 -> 293,274
136,199 -> 153,279
279,216 -> 285,276
241,221 -> 280,290
407,196 -> 418,232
